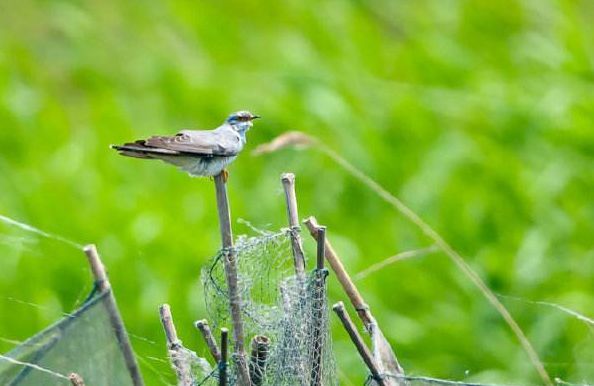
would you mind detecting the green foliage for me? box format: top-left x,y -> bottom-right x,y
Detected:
0,0 -> 593,384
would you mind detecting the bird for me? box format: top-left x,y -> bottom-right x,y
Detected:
111,111 -> 260,180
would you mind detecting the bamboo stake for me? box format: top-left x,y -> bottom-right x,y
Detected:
219,328 -> 229,386
83,245 -> 144,386
249,335 -> 270,386
194,319 -> 221,362
159,304 -> 180,348
69,373 -> 85,386
159,304 -> 193,386
310,226 -> 327,386
333,302 -> 387,386
213,172 -> 251,386
281,173 -> 306,278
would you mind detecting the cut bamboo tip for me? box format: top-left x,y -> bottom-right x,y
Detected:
159,304 -> 180,348
194,319 -> 222,362
249,335 -> 270,386
69,373 -> 85,386
280,172 -> 295,184
83,244 -> 110,292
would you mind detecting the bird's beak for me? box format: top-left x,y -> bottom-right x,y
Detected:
251,115 -> 261,120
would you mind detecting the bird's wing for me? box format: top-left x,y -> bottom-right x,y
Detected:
141,126 -> 242,156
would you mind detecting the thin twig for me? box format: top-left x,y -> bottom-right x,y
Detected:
332,302 -> 387,386
213,172 -> 251,386
257,132 -> 553,386
195,320 -> 222,362
84,244 -> 145,386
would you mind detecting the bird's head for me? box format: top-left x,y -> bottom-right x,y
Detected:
225,111 -> 260,133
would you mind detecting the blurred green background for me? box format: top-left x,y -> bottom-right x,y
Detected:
1,0 -> 593,384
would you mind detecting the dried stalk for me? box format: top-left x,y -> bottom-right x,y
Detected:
333,302 -> 387,386
249,335 -> 270,386
310,226 -> 327,386
281,173 -> 307,279
219,328 -> 229,386
213,172 -> 251,386
194,319 -> 221,362
83,245 -> 144,386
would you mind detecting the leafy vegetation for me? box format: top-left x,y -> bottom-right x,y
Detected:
1,1 -> 593,385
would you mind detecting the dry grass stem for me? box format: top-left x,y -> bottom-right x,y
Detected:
354,245 -> 440,281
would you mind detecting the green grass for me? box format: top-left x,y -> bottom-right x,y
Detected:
1,0 -> 593,384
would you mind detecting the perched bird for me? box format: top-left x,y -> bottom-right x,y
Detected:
112,111 -> 259,179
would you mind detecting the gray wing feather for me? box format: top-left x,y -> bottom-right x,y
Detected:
114,125 -> 242,157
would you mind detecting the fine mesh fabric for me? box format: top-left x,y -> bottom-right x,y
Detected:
0,290 -> 135,386
197,229 -> 337,385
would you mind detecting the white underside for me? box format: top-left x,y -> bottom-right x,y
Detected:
157,155 -> 236,177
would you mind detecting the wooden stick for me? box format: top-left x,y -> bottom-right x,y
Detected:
281,173 -> 306,278
159,304 -> 194,386
316,226 -> 326,271
303,217 -> 374,329
69,373 -> 85,386
249,335 -> 270,386
219,328 -> 229,386
83,245 -> 144,386
333,302 -> 387,386
159,304 -> 180,348
310,225 -> 327,386
194,319 -> 221,362
213,172 -> 251,386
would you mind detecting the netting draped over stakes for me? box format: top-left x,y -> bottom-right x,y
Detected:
0,214 -> 144,386
0,290 -> 135,386
199,228 -> 338,385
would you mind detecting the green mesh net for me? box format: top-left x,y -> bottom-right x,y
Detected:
188,229 -> 337,386
0,289 -> 136,386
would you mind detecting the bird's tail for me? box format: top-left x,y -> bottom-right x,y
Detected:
110,144 -> 154,159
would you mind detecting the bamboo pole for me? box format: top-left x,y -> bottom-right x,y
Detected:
302,218 -> 374,329
219,328 -> 229,386
194,319 -> 221,362
159,304 -> 180,348
249,335 -> 270,386
333,302 -> 387,386
281,173 -> 307,278
68,373 -> 85,386
310,226 -> 327,386
83,245 -> 144,386
213,172 -> 251,386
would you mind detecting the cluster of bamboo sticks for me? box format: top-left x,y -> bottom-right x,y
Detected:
158,171 -> 406,386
